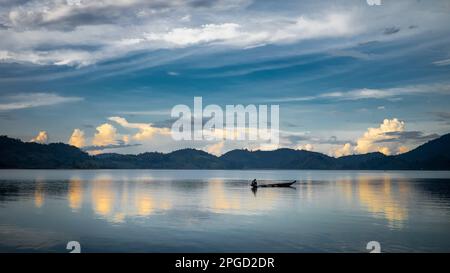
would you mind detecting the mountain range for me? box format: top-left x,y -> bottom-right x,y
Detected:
1,134 -> 449,170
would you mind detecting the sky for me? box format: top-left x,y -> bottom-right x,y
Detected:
1,0 -> 450,156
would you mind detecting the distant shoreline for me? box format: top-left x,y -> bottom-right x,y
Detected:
1,134 -> 450,170
1,168 -> 450,171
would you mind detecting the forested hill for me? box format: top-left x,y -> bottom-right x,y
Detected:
1,134 -> 449,170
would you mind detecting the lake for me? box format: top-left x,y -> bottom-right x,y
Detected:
1,170 -> 450,253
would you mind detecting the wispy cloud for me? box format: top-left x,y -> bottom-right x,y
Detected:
432,111 -> 450,125
433,58 -> 450,66
328,49 -> 372,60
117,110 -> 170,116
82,143 -> 141,152
268,83 -> 450,103
0,0 -> 380,68
1,0 -> 448,68
145,14 -> 357,48
376,131 -> 439,143
0,13 -> 358,67
0,93 -> 83,111
383,26 -> 401,35
108,116 -> 170,140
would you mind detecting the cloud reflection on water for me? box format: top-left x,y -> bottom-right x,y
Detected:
0,170 -> 447,252
61,173 -> 412,227
68,178 -> 83,211
34,180 -> 45,208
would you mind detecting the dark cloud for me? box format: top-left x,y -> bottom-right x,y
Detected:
29,6 -> 137,30
5,2 -> 152,30
0,0 -> 31,7
189,0 -> 219,8
0,112 -> 14,120
284,122 -> 302,128
376,131 -> 439,143
383,26 -> 400,35
152,117 -> 178,129
5,0 -> 243,30
153,116 -> 247,129
321,136 -> 355,145
329,49 -> 372,60
358,40 -> 380,46
82,143 -> 142,151
433,112 -> 450,125
285,135 -> 311,143
34,44 -> 103,52
285,135 -> 354,145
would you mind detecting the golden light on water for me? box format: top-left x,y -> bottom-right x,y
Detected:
91,179 -> 114,216
135,192 -> 154,216
68,178 -> 83,210
85,177 -> 174,221
208,179 -> 240,212
66,174 -> 411,227
357,175 -> 408,228
160,200 -> 172,210
342,179 -> 353,203
34,181 -> 45,208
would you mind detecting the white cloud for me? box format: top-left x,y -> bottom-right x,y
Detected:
84,117 -> 172,154
206,141 -> 225,156
355,118 -> 405,155
68,128 -> 85,148
0,7 -> 361,66
269,14 -> 356,43
145,14 -> 357,48
7,0 -> 250,29
108,116 -> 170,141
0,93 -> 83,111
145,23 -> 242,46
296,143 -> 314,151
330,120 -> 437,156
433,58 -> 450,66
397,146 -> 409,154
180,15 -> 191,22
269,83 -> 450,103
333,143 -> 353,157
0,0 -> 448,67
30,131 -> 48,144
122,135 -> 130,144
8,1 -> 148,27
117,110 -> 169,116
92,123 -> 118,146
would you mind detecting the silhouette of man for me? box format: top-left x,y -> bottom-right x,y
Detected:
251,179 -> 257,188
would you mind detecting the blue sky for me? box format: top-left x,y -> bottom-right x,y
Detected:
1,0 -> 450,156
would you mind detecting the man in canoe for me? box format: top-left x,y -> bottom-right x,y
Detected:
251,179 -> 297,188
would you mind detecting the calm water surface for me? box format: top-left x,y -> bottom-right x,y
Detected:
1,170 -> 450,252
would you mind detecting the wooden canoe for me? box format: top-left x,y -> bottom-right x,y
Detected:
253,180 -> 296,188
